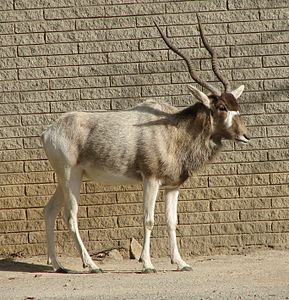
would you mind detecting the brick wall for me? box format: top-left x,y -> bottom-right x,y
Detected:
0,0 -> 288,258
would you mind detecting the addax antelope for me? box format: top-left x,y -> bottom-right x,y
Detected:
42,17 -> 250,273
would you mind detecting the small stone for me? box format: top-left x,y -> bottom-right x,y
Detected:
107,249 -> 123,261
130,238 -> 142,260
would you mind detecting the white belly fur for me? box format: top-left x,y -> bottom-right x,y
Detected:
83,167 -> 141,185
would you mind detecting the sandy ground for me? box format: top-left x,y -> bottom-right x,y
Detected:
1,250 -> 289,300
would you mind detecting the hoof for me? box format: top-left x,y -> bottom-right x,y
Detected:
56,267 -> 69,274
180,266 -> 192,272
90,268 -> 103,274
142,268 -> 157,274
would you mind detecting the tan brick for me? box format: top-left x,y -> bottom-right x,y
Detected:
46,30 -> 105,44
109,50 -> 167,64
179,211 -> 240,225
0,243 -> 46,256
262,31 -> 289,44
50,99 -> 111,113
229,20 -> 287,34
20,89 -> 79,103
23,137 -> 42,149
0,149 -> 46,162
0,33 -> 45,47
24,160 -> 52,172
242,233 -> 289,247
88,203 -> 142,218
19,66 -> 79,80
117,215 -> 140,228
0,79 -> 49,93
79,40 -> 138,54
80,63 -> 138,77
209,174 -> 270,187
0,0 -> 13,10
111,73 -> 171,87
199,164 -> 238,176
18,43 -> 78,57
140,60 -> 187,74
81,193 -> 117,205
272,221 -> 289,233
0,138 -> 23,150
0,185 -> 24,197
260,8 -> 289,20
140,35 -> 203,51
270,173 -> 289,185
89,227 -> 143,241
0,102 -> 50,114
0,233 -> 28,245
0,195 -> 48,209
233,67 -> 288,81
210,235 -> 242,248
179,187 -> 239,201
181,176 -> 208,189
0,220 -> 44,233
272,197 -> 289,209
263,55 -> 289,67
0,8 -> 42,22
211,222 -> 271,235
166,0 -> 226,13
28,231 -> 47,244
211,198 -> 271,211
16,56 -> 47,68
26,207 -> 86,221
201,57 -> 262,70
0,23 -> 14,35
111,97 -> 146,110
240,185 -> 289,198
25,183 -> 57,196
15,0 -> 74,9
86,181 -> 142,193
105,3 -> 166,16
180,224 -> 211,236
15,19 -> 75,34
116,192 -> 143,204
77,216 -> 118,230
228,0 -> 288,9
45,6 -> 105,20
240,209 -> 289,222
0,172 -> 53,185
213,150 -> 267,164
238,161 -> 289,174
179,200 -> 210,213
0,161 -> 24,173
0,209 -> 26,221
0,125 -> 45,139
50,76 -> 109,90
199,10 -> 259,23
231,44 -> 289,57
77,16 -> 135,30
0,92 -> 20,104
0,69 -> 17,80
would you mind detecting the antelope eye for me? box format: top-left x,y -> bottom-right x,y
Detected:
218,105 -> 227,112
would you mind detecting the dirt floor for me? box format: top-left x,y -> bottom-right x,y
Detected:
1,249 -> 289,300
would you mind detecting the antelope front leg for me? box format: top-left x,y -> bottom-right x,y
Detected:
140,178 -> 160,273
166,188 -> 192,271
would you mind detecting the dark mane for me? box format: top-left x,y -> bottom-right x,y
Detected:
174,102 -> 211,121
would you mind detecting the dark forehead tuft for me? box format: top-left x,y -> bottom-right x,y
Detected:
221,92 -> 240,111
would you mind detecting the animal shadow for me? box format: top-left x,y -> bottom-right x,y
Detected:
0,258 -> 51,273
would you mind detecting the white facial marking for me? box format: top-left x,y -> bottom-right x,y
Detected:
225,111 -> 239,128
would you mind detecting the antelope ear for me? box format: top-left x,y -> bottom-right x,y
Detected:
188,85 -> 210,108
231,85 -> 244,99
